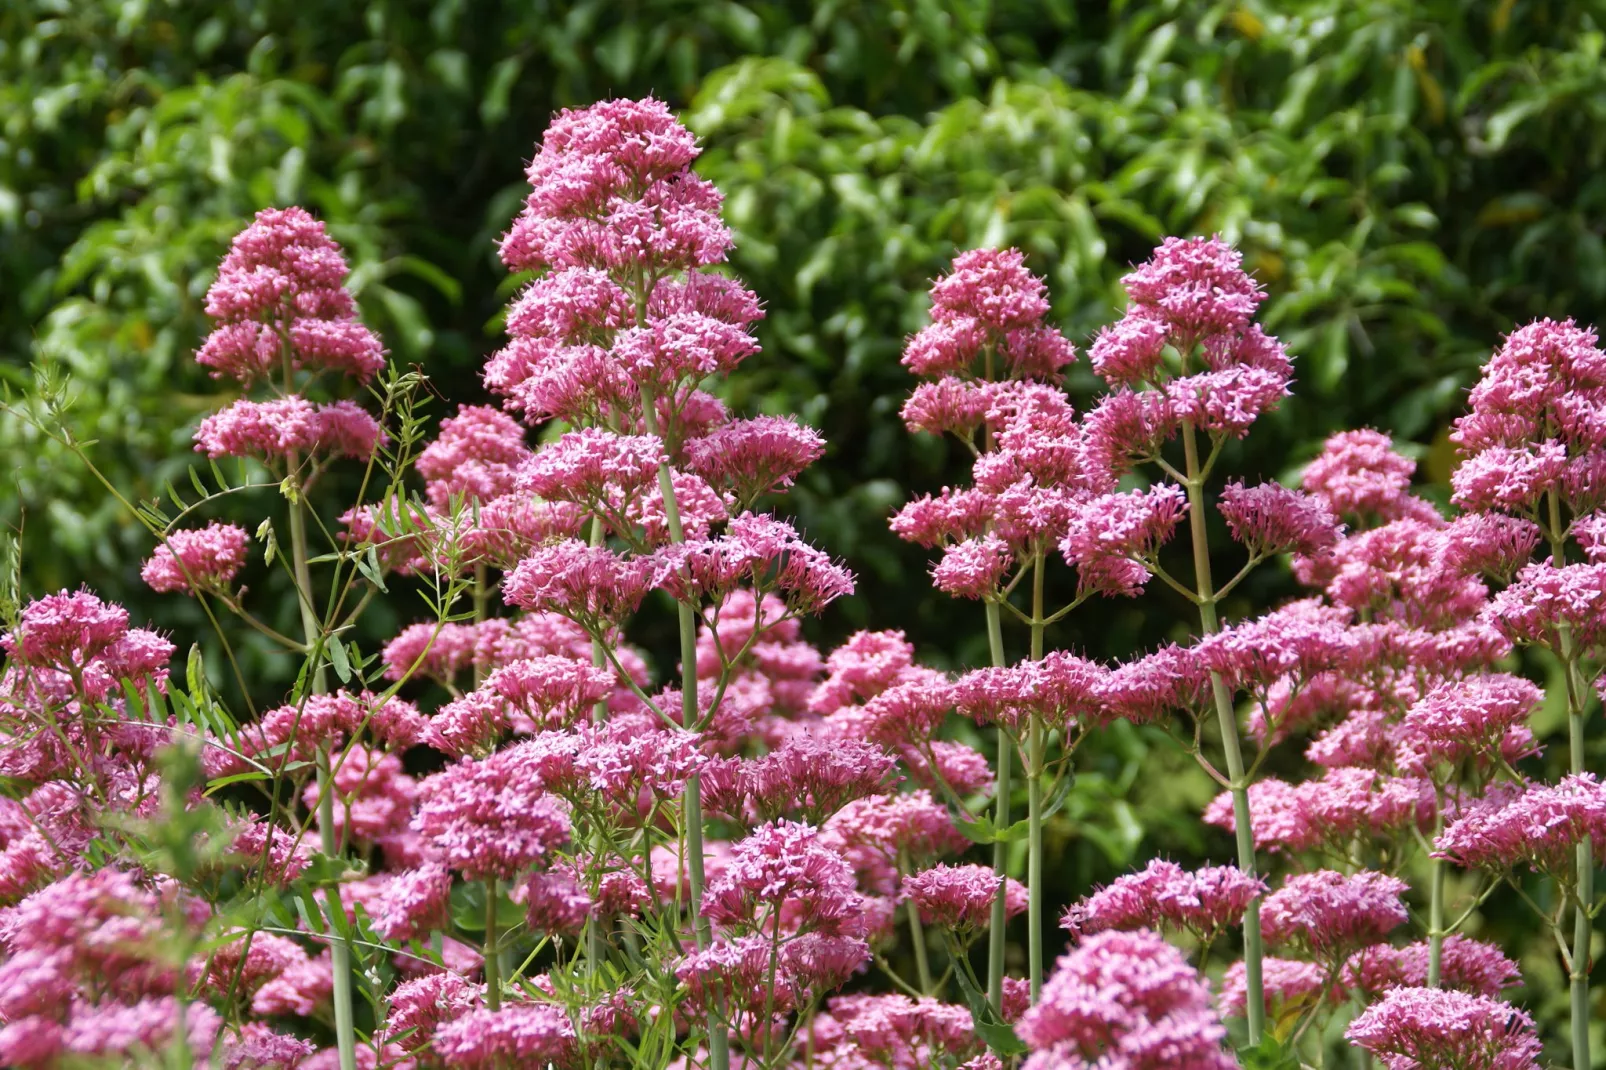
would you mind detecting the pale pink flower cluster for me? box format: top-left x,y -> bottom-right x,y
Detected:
1204,768 -> 1435,854
904,863 -> 1027,932
1450,317 -> 1606,514
1345,987 -> 1542,1070
197,206 -> 385,384
191,208 -> 387,468
1259,870 -> 1409,960
1436,773 -> 1606,876
1066,859 -> 1265,943
1017,929 -> 1235,1070
1301,429 -> 1434,526
140,522 -> 250,594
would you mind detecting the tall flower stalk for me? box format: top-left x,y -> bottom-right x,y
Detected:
1180,420 -> 1265,1044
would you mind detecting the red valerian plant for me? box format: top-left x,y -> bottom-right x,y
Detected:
0,93 -> 1597,1070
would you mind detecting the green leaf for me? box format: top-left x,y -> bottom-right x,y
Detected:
1238,1035 -> 1301,1070
328,635 -> 353,684
951,954 -> 1027,1056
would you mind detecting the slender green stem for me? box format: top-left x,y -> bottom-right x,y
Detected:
1027,553 -> 1046,1002
1549,491 -> 1594,1070
288,481 -> 356,1070
900,848 -> 933,994
1180,422 -> 1263,1046
484,878 -> 501,1011
1427,848 -> 1446,988
640,383 -> 727,1070
984,600 -> 1012,1013
907,903 -> 933,996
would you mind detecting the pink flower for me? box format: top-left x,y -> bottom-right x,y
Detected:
1443,513 -> 1542,580
1220,957 -> 1334,1020
902,378 -> 997,437
1204,770 -> 1433,854
1068,859 -> 1264,942
1436,774 -> 1606,876
1574,510 -> 1606,561
1342,936 -> 1520,999
516,869 -> 593,935
611,312 -> 760,388
381,621 -> 479,683
141,523 -> 249,594
810,993 -> 985,1066
1061,485 -> 1188,597
823,791 -> 969,873
1019,929 -> 1235,1070
411,749 -> 571,880
369,863 -> 453,940
929,248 -> 1051,332
902,863 -> 1026,930
952,651 -> 1105,730
686,416 -> 825,503
1260,870 -> 1409,960
1396,674 -> 1541,775
932,535 -> 1013,599
1451,442 -> 1569,512
809,631 -> 915,714
889,487 -> 995,548
703,819 -> 866,937
674,933 -> 870,1017
193,396 -> 384,461
304,744 -> 416,847
505,266 -> 634,342
653,513 -> 854,615
503,540 -> 653,626
1081,390 -> 1179,476
1165,366 -> 1291,438
197,207 -> 384,383
1486,561 -> 1606,651
416,405 -> 530,508
1217,481 -> 1342,557
1088,314 -> 1170,386
1300,429 -> 1421,522
1095,644 -> 1208,724
518,428 -> 666,505
1345,987 -> 1541,1070
433,1003 -> 577,1069
738,736 -> 898,824
1118,236 -> 1266,341
381,972 -> 483,1054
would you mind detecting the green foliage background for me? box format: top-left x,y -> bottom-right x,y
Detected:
4,0 -> 1605,1058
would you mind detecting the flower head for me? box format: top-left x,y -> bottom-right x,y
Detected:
1345,987 -> 1541,1070
1018,929 -> 1235,1070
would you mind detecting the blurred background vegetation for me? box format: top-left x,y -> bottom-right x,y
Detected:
4,0 -> 1605,1057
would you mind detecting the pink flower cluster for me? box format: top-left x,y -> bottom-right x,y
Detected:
1017,929 -> 1235,1070
1066,859 -> 1265,943
1346,987 -> 1542,1070
1450,318 -> 1606,515
140,522 -> 250,594
190,208 -> 388,468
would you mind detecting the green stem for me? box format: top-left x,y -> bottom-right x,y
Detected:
1549,492 -> 1594,1070
1027,552 -> 1046,1002
1181,422 -> 1263,1046
288,481 -> 356,1070
984,600 -> 1012,1014
901,849 -> 933,995
640,383 -> 727,1070
1427,848 -> 1445,988
484,878 -> 501,1011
